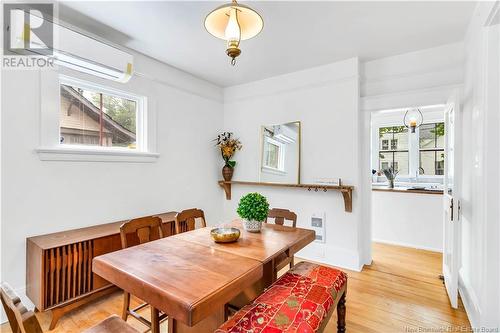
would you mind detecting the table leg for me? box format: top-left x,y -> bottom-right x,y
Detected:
168,306 -> 224,333
151,307 -> 160,333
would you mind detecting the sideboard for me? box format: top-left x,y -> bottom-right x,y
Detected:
26,211 -> 177,329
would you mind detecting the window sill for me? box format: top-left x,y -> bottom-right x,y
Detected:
261,166 -> 287,175
36,147 -> 159,162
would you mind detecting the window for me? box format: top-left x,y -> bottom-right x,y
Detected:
263,136 -> 285,171
378,126 -> 409,174
38,73 -> 157,162
59,78 -> 141,150
419,123 -> 445,175
390,139 -> 398,150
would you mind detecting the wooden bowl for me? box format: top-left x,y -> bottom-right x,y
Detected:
210,227 -> 240,243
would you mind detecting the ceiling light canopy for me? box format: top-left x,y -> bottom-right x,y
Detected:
205,0 -> 263,65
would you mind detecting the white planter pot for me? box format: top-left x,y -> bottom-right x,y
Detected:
243,219 -> 263,233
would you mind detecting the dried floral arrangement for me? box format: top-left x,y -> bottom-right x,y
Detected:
214,132 -> 242,168
382,167 -> 399,188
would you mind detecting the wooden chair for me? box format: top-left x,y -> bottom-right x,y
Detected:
266,208 -> 297,228
266,208 -> 298,275
0,282 -> 139,333
119,216 -> 167,330
174,208 -> 207,234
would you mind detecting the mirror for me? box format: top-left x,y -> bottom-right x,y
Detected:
259,121 -> 301,184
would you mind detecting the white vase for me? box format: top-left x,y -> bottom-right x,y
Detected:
243,219 -> 263,233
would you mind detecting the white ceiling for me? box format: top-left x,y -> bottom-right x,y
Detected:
59,1 -> 476,87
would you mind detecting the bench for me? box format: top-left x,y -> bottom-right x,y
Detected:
217,261 -> 347,333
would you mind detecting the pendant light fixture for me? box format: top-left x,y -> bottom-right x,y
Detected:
403,108 -> 424,133
205,0 -> 263,65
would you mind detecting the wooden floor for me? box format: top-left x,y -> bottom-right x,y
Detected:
1,242 -> 470,333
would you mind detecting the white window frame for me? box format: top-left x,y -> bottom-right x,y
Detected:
37,71 -> 159,162
372,109 -> 445,181
261,136 -> 286,174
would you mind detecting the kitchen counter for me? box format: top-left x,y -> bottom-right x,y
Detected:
372,186 -> 443,195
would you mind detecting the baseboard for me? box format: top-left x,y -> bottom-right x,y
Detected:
372,238 -> 443,253
0,286 -> 35,324
296,242 -> 364,271
458,271 -> 481,329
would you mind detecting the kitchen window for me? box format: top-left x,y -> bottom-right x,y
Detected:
379,126 -> 409,175
375,122 -> 445,177
419,123 -> 445,175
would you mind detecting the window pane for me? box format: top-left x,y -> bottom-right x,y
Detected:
379,151 -> 408,175
420,123 -> 445,149
420,150 -> 445,175
392,128 -> 408,150
394,151 -> 409,175
60,84 -> 137,148
379,126 -> 408,150
264,140 -> 280,169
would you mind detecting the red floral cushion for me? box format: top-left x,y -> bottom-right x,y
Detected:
216,262 -> 347,333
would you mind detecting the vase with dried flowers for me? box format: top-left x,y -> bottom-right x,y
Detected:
214,132 -> 242,181
382,167 -> 399,189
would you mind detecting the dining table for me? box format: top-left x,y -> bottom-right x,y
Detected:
92,220 -> 315,333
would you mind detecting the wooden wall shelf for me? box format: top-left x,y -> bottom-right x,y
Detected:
218,180 -> 354,212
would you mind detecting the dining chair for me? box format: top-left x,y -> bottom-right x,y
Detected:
174,208 -> 207,234
119,216 -> 167,330
266,208 -> 298,274
266,208 -> 297,228
0,282 -> 139,333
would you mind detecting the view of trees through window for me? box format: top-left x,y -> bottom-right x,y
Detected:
59,83 -> 137,148
379,126 -> 409,175
419,123 -> 445,175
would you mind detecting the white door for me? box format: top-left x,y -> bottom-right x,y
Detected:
443,92 -> 461,308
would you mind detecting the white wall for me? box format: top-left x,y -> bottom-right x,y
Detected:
0,51 -> 224,315
361,42 -> 465,111
222,58 -> 368,271
372,191 -> 443,252
459,1 -> 500,329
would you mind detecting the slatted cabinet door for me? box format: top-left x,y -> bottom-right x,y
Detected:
43,240 -> 94,309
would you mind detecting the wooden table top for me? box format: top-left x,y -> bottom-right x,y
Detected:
173,220 -> 316,263
92,237 -> 263,326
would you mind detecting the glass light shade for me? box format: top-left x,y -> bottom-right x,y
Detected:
224,7 -> 241,47
403,108 -> 424,133
205,2 -> 263,41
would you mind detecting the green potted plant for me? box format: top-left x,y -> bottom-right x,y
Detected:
214,132 -> 242,181
383,167 -> 399,189
237,192 -> 269,232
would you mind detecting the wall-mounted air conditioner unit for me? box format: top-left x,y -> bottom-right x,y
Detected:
9,10 -> 133,82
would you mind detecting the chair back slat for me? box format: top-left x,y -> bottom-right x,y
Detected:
175,209 -> 206,234
267,208 -> 297,228
120,216 -> 164,249
1,282 -> 43,333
